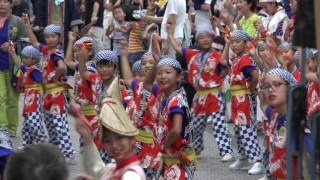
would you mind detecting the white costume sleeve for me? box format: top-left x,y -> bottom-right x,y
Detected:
121,171 -> 143,180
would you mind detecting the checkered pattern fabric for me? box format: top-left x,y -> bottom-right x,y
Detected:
249,94 -> 257,125
266,68 -> 297,86
22,112 -> 48,145
74,36 -> 96,50
234,125 -> 262,163
44,24 -> 61,34
185,160 -> 197,180
99,148 -> 112,164
132,60 -> 141,73
192,93 -> 233,156
195,30 -> 213,39
144,168 -> 160,180
21,45 -> 41,60
95,50 -> 118,65
0,128 -> 13,150
157,58 -> 182,70
141,51 -> 153,60
230,30 -> 251,42
44,112 -> 75,158
279,42 -> 292,50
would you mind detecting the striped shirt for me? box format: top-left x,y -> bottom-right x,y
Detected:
128,22 -> 145,53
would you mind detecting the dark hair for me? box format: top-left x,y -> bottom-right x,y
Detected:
243,0 -> 258,12
213,35 -> 226,47
4,143 -> 69,180
112,5 -> 125,13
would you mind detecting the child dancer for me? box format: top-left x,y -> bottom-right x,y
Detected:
221,30 -> 264,174
120,46 -> 161,179
168,29 -> 234,161
72,78 -> 146,180
66,33 -> 110,163
23,14 -> 75,160
259,68 -> 297,179
145,58 -> 196,179
8,45 -> 47,146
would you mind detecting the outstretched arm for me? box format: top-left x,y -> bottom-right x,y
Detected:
220,40 -> 230,67
8,45 -> 22,68
75,47 -> 90,81
119,40 -> 134,87
65,32 -> 78,70
22,13 -> 40,49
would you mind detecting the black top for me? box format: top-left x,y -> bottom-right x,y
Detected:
84,0 -> 105,28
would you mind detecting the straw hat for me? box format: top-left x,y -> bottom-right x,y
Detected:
99,77 -> 139,137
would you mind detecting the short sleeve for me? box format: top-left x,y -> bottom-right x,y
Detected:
165,0 -> 178,15
265,105 -> 273,121
242,65 -> 256,78
52,53 -> 64,66
30,69 -> 43,83
20,65 -> 27,73
131,79 -> 139,91
182,48 -> 199,64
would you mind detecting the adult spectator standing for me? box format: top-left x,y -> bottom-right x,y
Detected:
236,0 -> 260,38
0,0 -> 27,140
85,0 -> 107,52
160,0 -> 186,59
194,0 -> 213,33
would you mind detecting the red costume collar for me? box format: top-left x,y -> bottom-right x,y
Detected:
115,155 -> 139,171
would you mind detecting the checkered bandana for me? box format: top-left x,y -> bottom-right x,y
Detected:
95,50 -> 118,65
141,51 -> 153,60
132,60 -> 141,73
21,45 -> 41,61
74,37 -> 96,50
230,30 -> 251,42
266,68 -> 297,86
279,42 -> 292,50
294,49 -> 318,63
196,30 -> 213,40
157,58 -> 182,70
44,24 -> 61,35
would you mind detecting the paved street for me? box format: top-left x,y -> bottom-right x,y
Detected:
14,95 -> 264,180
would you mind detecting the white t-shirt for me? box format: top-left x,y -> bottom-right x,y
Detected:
160,0 -> 186,39
195,0 -> 213,32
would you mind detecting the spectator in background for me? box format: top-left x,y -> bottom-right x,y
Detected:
160,0 -> 186,59
194,0 -> 213,33
236,0 -> 260,38
4,143 -> 69,180
0,0 -> 27,140
86,0 -> 108,52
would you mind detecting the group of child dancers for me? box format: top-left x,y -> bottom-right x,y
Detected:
10,11 -> 319,180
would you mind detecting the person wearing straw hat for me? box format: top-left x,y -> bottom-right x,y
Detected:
23,14 -> 76,160
72,77 -> 146,180
8,45 -> 47,146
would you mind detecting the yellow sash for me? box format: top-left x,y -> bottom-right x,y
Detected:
136,129 -> 155,144
196,87 -> 221,96
80,104 -> 97,116
230,85 -> 250,96
24,84 -> 44,95
163,147 -> 197,166
46,83 -> 65,94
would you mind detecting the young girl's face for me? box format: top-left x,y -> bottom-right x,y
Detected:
74,46 -> 94,61
113,8 -> 125,22
96,62 -> 116,81
141,55 -> 156,75
44,33 -> 60,48
263,75 -> 288,108
156,65 -> 182,93
230,37 -> 246,55
22,57 -> 37,66
103,130 -> 135,163
197,33 -> 213,50
236,0 -> 251,15
306,59 -> 317,72
280,48 -> 294,66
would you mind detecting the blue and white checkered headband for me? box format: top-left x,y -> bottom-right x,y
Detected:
266,68 -> 297,86
195,30 -> 213,40
74,36 -> 96,49
279,42 -> 292,50
141,51 -> 153,60
294,49 -> 318,64
157,58 -> 182,70
132,60 -> 141,73
230,30 -> 251,42
86,61 -> 97,72
21,45 -> 40,61
95,50 -> 118,65
44,24 -> 61,35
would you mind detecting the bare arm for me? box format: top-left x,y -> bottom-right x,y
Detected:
22,13 -> 40,48
65,32 -> 78,70
143,15 -> 163,24
164,113 -> 183,150
119,41 -> 134,87
8,46 -> 22,68
220,41 -> 230,66
167,23 -> 182,55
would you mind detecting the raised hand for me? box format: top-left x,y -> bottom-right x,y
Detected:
22,13 -> 31,25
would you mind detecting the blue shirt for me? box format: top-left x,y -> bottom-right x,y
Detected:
0,20 -> 10,70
